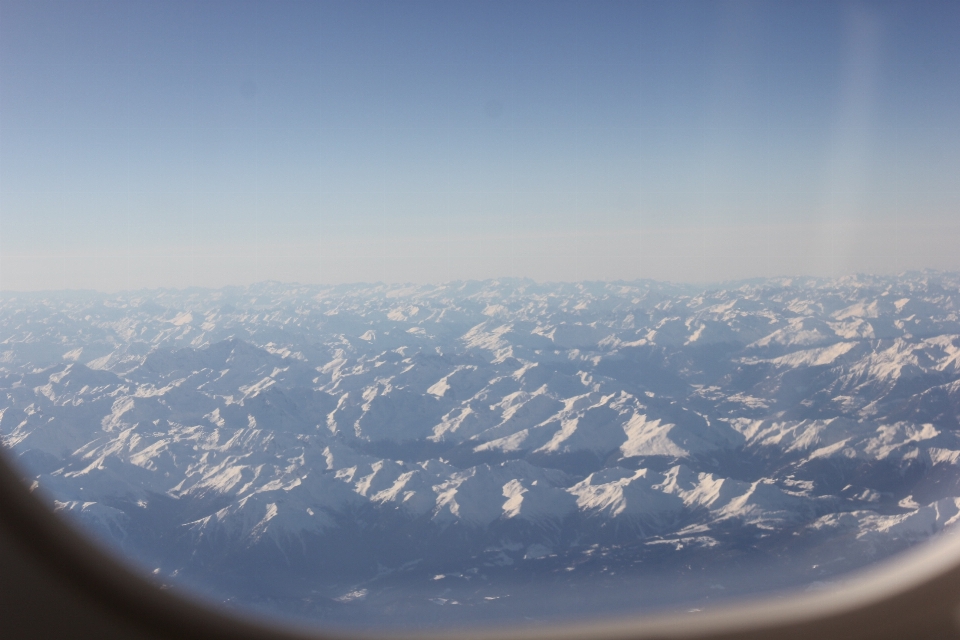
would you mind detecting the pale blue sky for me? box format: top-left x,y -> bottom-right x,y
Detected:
2,0 -> 959,289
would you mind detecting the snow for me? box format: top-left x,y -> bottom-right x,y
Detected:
5,274 -> 960,591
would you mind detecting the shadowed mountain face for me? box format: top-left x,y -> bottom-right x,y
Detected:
3,274 -> 960,629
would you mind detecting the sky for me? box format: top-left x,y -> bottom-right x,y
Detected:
1,0 -> 959,290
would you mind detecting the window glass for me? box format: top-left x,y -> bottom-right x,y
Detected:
2,0 -> 960,631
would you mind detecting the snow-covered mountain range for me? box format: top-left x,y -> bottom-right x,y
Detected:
3,273 -> 960,628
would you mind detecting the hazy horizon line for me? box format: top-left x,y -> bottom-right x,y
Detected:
0,269 -> 954,298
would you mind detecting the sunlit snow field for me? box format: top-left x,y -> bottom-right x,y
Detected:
3,273 -> 960,628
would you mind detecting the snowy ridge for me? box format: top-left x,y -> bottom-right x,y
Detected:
2,273 -> 960,614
